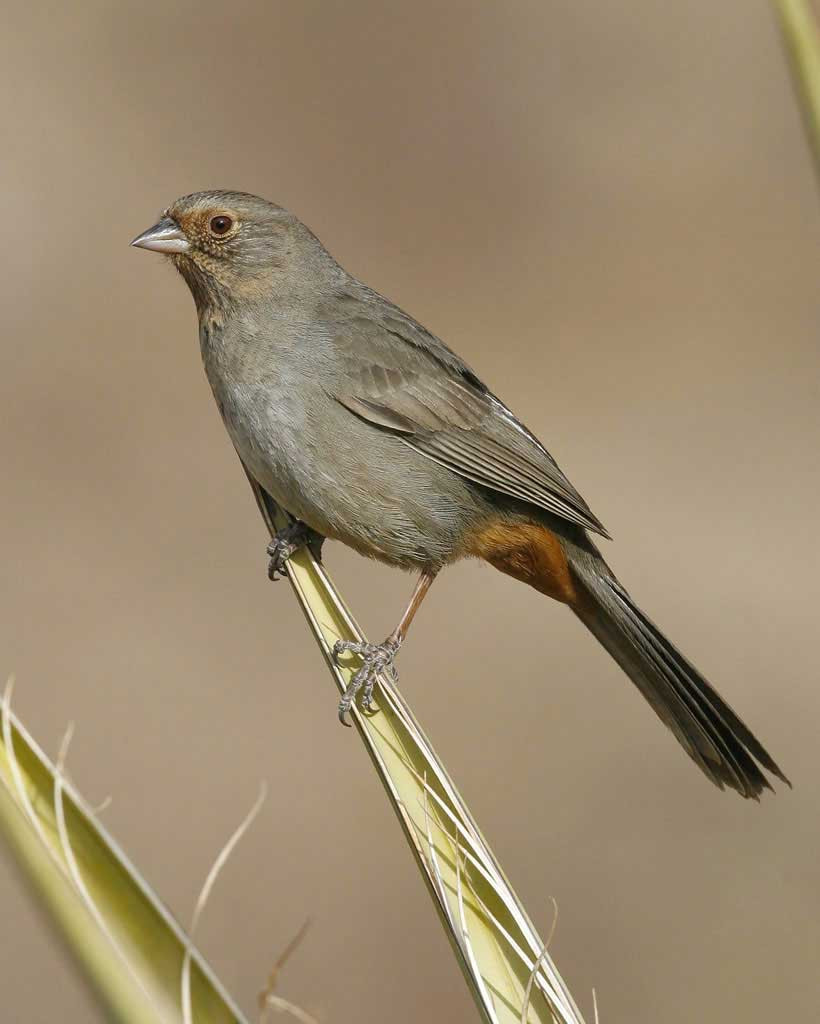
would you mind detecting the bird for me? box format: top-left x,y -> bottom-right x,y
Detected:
132,189 -> 788,799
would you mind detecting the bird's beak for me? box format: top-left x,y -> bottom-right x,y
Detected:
130,217 -> 190,254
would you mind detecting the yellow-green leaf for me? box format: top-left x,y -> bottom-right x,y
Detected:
774,0 -> 820,178
0,687 -> 249,1024
251,482 -> 587,1024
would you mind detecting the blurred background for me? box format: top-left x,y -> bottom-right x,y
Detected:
2,1 -> 818,1021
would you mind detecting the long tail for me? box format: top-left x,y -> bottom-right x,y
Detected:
567,545 -> 789,799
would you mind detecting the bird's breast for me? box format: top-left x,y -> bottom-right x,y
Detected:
199,321 -> 323,514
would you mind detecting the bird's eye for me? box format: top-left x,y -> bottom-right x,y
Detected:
209,215 -> 233,236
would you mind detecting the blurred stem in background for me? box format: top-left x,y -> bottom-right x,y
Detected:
774,0 -> 820,180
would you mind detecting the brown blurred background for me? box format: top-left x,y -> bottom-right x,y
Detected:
1,1 -> 818,1021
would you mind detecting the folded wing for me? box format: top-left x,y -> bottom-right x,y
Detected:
328,298 -> 610,538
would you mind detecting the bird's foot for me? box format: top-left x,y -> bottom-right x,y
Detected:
267,521 -> 312,580
333,637 -> 402,725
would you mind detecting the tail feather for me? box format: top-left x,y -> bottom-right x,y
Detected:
569,550 -> 789,798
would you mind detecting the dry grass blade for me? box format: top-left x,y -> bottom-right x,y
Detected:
182,784 -> 268,1024
257,918 -> 315,1024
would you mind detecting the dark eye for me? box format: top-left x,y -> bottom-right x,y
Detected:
209,215 -> 233,235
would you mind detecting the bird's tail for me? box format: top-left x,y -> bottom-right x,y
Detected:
567,544 -> 789,798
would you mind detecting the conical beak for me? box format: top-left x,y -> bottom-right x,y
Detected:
130,217 -> 190,254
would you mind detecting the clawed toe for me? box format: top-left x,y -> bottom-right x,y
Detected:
333,638 -> 401,725
267,540 -> 297,580
267,522 -> 311,580
332,640 -> 358,657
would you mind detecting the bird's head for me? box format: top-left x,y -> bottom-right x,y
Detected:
131,190 -> 331,313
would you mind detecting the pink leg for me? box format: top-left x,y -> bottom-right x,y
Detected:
334,571 -> 437,724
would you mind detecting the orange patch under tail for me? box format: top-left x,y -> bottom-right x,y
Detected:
465,521 -> 578,605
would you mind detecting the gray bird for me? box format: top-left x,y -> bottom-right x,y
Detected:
132,190 -> 788,799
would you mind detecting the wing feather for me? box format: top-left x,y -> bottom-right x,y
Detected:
326,291 -> 610,538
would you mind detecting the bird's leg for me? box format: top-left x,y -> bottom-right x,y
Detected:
334,571 -> 436,725
267,520 -> 324,580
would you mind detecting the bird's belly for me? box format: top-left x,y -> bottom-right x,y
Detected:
217,379 -> 485,569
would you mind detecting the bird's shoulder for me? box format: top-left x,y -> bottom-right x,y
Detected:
320,279 -> 485,385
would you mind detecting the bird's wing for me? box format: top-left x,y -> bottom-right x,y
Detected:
327,295 -> 610,538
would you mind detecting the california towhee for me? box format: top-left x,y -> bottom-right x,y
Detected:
133,190 -> 787,798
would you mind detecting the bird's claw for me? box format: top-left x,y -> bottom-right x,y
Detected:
267,522 -> 310,580
333,638 -> 401,726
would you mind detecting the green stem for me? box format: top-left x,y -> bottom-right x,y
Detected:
774,0 -> 820,181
